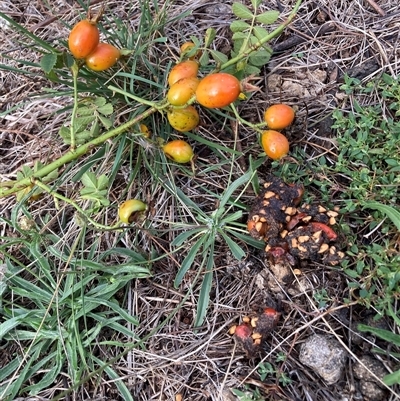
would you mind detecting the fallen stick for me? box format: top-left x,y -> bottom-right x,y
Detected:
364,0 -> 386,16
272,22 -> 336,54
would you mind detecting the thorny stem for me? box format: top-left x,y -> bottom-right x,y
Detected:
0,0 -> 302,198
0,106 -> 157,197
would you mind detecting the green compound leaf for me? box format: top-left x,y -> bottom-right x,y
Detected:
230,20 -> 251,33
255,10 -> 280,25
40,52 -> 57,74
249,49 -> 272,66
251,0 -> 263,10
253,26 -> 270,41
204,27 -> 216,47
232,2 -> 253,19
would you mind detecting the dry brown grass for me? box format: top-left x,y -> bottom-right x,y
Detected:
1,0 -> 400,400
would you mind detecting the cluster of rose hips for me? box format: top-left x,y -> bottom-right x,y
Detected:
261,103 -> 294,160
68,14 -> 120,71
67,16 -> 296,225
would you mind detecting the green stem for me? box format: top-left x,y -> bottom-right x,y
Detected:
220,0 -> 302,71
0,106 -> 157,198
70,62 -> 80,150
230,103 -> 264,133
108,85 -> 159,108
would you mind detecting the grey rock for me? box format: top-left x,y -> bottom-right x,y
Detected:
359,380 -> 387,401
353,355 -> 387,383
299,334 -> 348,385
353,355 -> 388,401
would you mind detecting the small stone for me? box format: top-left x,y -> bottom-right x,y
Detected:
359,380 -> 387,401
299,334 -> 347,384
353,355 -> 387,385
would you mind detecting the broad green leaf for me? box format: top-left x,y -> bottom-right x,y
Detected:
87,300 -> 139,326
29,241 -> 56,287
361,202 -> 400,231
253,26 -> 270,41
2,343 -> 40,400
232,2 -> 253,19
209,49 -> 228,65
65,340 -> 79,383
73,116 -> 95,133
232,31 -> 248,41
10,277 -> 52,304
58,125 -> 70,140
174,237 -> 207,288
97,103 -> 113,116
189,36 -> 201,47
230,20 -> 251,33
77,106 -> 94,116
81,171 -> 98,189
204,28 -> 216,47
89,118 -> 100,137
59,273 -> 98,301
110,263 -> 151,279
0,314 -> 31,338
0,357 -> 21,381
97,174 -> 109,190
255,10 -> 280,24
251,0 -> 263,9
344,269 -> 360,279
40,53 -> 57,74
87,315 -> 136,341
249,49 -> 272,66
199,51 -> 210,67
98,114 -> 113,129
4,328 -> 66,341
22,348 -> 63,393
94,97 -> 107,107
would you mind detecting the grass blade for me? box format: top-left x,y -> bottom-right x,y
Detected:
357,324 -> 400,345
361,202 -> 400,231
174,236 -> 207,288
194,242 -> 215,327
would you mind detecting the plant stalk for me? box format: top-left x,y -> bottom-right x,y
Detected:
0,106 -> 157,198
